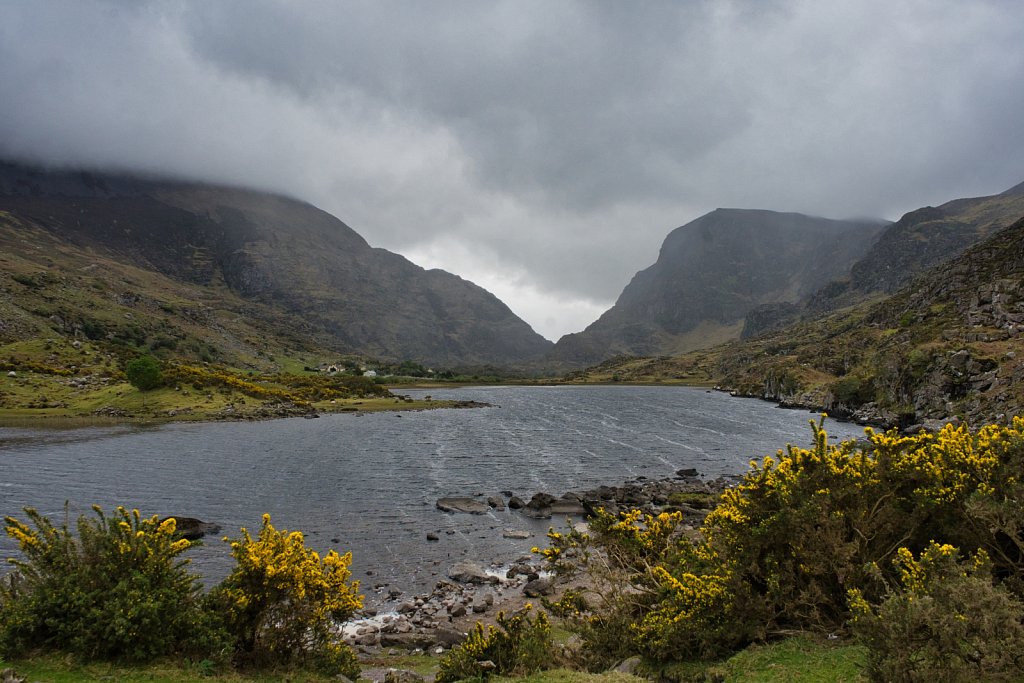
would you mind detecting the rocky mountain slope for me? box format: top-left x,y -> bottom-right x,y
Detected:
549,209 -> 886,366
805,182 -> 1024,314
718,211 -> 1024,428
0,162 -> 552,368
573,210 -> 1024,429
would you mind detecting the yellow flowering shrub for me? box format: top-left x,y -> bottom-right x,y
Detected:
589,508 -> 684,571
536,416 -> 1024,666
436,605 -> 552,683
211,514 -> 361,678
0,506 -> 224,661
849,543 -> 1024,682
701,416 -> 1024,631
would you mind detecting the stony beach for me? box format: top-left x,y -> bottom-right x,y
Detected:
340,469 -> 741,663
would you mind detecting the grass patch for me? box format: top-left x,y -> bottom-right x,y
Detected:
0,654 -> 341,682
709,636 -> 866,682
493,669 -> 645,683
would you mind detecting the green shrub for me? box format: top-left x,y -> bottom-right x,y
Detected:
125,354 -> 163,391
0,506 -> 226,662
209,514 -> 362,678
849,543 -> 1024,682
436,606 -> 553,683
830,375 -> 873,406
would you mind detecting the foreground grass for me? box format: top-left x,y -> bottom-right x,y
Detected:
0,654 -> 343,683
0,637 -> 865,683
494,670 -> 646,683
648,636 -> 867,683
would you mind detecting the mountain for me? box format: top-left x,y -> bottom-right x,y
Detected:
549,209 -> 886,365
0,161 -> 552,368
572,207 -> 1024,428
716,210 -> 1024,428
806,183 -> 1024,313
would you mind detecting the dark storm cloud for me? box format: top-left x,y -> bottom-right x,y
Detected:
1,1 -> 1023,340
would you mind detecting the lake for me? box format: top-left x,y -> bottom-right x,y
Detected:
0,385 -> 866,601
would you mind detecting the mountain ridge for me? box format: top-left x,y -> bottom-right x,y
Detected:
549,208 -> 887,366
0,161 -> 552,368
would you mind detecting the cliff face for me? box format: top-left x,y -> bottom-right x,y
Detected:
550,209 -> 885,366
0,162 -> 552,367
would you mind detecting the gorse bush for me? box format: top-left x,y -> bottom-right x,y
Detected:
209,514 -> 362,679
537,416 -> 1024,666
0,507 -> 361,678
436,605 -> 552,683
849,543 -> 1024,682
0,506 -> 224,661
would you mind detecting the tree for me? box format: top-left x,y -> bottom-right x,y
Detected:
125,355 -> 163,391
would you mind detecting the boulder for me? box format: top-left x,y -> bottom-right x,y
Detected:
487,495 -> 505,510
523,576 -> 554,597
526,492 -> 557,510
549,500 -> 587,516
163,516 -> 220,541
432,626 -> 467,647
436,497 -> 490,514
507,495 -> 526,509
448,561 -> 496,584
385,668 -> 425,683
380,627 -> 435,645
612,657 -> 642,674
502,529 -> 531,539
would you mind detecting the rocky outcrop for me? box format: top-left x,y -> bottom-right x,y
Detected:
741,302 -> 801,339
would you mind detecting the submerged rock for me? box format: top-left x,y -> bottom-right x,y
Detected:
163,516 -> 220,541
436,497 -> 489,514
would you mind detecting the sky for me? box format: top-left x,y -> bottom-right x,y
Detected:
2,1 -> 1023,341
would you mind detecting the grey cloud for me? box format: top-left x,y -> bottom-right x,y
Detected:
1,1 -> 1023,339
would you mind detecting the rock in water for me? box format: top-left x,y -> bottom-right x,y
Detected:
163,516 -> 220,540
448,561 -> 497,584
436,497 -> 490,514
503,529 -> 531,539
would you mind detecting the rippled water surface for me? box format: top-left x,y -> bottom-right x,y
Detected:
0,386 -> 865,598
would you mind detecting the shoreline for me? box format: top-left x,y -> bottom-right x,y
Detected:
0,397 -> 493,430
340,470 -> 740,655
